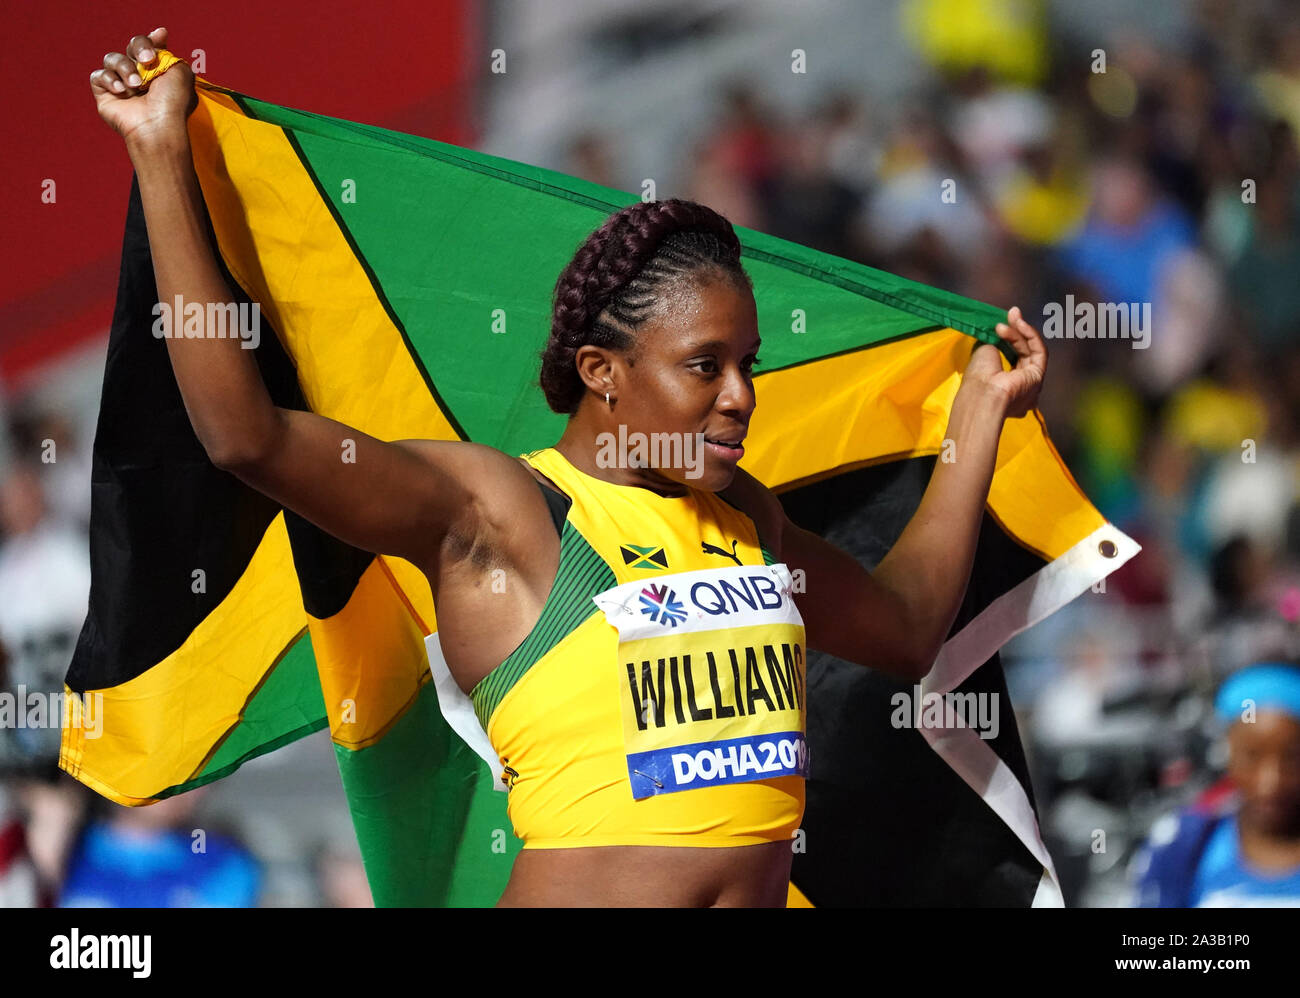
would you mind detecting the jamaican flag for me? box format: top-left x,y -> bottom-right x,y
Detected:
61,69 -> 1138,907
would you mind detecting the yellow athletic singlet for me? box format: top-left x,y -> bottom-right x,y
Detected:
470,446 -> 808,849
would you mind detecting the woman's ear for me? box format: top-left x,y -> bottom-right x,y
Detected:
573,344 -> 618,395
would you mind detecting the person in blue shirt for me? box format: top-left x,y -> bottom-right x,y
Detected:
1132,662 -> 1300,906
57,786 -> 260,908
1055,155 -> 1197,308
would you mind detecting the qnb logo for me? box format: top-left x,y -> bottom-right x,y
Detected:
688,573 -> 786,615
638,583 -> 686,627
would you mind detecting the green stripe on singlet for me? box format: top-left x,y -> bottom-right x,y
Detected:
760,544 -> 776,566
469,520 -> 617,731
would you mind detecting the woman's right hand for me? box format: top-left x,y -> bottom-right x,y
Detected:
89,27 -> 195,145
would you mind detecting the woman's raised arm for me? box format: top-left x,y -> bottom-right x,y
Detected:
742,310 -> 1047,680
90,28 -> 489,570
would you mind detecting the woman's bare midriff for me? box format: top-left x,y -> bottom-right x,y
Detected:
496,839 -> 793,907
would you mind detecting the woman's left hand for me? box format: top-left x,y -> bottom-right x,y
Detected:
961,306 -> 1048,419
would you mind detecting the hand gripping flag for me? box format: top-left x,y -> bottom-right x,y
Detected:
61,60 -> 1139,907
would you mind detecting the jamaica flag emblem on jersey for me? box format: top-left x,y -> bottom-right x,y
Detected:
621,544 -> 669,570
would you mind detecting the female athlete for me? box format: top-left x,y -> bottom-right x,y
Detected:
89,27 -> 1047,907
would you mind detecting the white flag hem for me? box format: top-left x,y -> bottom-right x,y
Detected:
424,631 -> 508,793
917,521 -> 1141,907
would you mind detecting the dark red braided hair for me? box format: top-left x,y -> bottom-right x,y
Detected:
538,198 -> 752,414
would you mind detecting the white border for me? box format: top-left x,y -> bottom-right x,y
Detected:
425,631 -> 507,793
921,523 -> 1141,908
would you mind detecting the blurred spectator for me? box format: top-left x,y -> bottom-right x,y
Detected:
685,82 -> 779,231
58,787 -> 261,907
1199,535 -> 1297,678
1200,447 -> 1297,556
902,0 -> 1050,88
1227,172 -> 1300,351
948,67 -> 1055,188
313,834 -> 374,907
1057,155 -> 1197,307
687,132 -> 766,232
1163,351 -> 1268,457
1130,662 -> 1300,905
990,120 -> 1091,248
1253,23 -> 1300,151
819,92 -> 881,195
762,114 -> 864,260
0,462 -> 89,771
0,782 -> 38,906
13,774 -> 87,906
856,105 -> 991,282
1032,611 -> 1148,748
10,410 -> 93,532
1071,373 -> 1147,521
709,82 -> 781,196
565,130 -> 619,189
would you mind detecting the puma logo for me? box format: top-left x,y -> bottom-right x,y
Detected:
701,538 -> 742,566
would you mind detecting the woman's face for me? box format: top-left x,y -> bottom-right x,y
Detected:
1227,710 -> 1300,836
584,275 -> 760,494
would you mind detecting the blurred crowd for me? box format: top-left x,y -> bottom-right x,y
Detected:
566,0 -> 1300,906
0,402 -> 371,906
3,0 -> 1300,906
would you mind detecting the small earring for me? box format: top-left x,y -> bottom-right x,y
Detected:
605,391 -> 612,407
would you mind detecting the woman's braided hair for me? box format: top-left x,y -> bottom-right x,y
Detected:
539,198 -> 753,415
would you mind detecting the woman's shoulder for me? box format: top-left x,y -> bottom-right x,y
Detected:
414,440 -> 559,536
718,467 -> 787,560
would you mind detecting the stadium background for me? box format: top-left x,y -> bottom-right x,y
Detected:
1,0 -> 1297,906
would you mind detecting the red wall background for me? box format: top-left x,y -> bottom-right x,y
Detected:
0,0 -> 478,387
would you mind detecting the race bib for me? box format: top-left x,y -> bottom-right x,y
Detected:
593,562 -> 809,799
